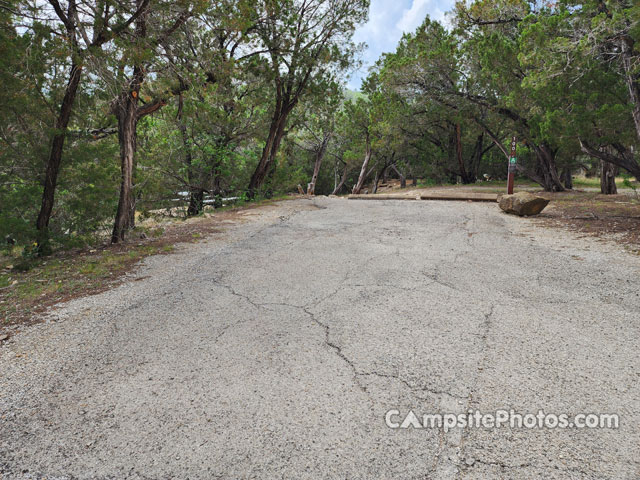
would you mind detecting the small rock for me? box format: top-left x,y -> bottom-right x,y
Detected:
0,334 -> 9,342
139,232 -> 147,239
498,192 -> 550,216
465,458 -> 476,466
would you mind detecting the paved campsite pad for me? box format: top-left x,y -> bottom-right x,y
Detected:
1,198 -> 639,479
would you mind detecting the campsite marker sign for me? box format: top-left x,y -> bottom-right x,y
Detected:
507,136 -> 517,194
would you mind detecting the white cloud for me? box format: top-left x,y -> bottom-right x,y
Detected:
397,0 -> 435,33
347,0 -> 454,89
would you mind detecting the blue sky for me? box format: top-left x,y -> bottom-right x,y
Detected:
347,0 -> 455,90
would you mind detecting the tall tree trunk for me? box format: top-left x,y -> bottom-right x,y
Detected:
532,143 -> 565,192
561,168 -> 573,190
352,134 -> 371,194
466,132 -> 485,183
187,189 -> 205,215
36,62 -> 83,237
600,160 -> 618,195
455,123 -> 470,183
248,98 -> 293,197
621,36 -> 640,141
331,161 -> 348,195
111,0 -> 150,243
112,95 -> 139,243
372,163 -> 387,194
177,94 -> 203,216
390,163 -> 406,188
308,133 -> 330,195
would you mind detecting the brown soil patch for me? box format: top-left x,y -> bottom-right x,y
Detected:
531,191 -> 640,251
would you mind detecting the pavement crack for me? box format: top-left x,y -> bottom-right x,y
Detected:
452,303 -> 496,478
422,266 -> 459,292
210,278 -> 262,309
465,458 -> 533,470
301,306 -> 368,393
357,371 -> 466,401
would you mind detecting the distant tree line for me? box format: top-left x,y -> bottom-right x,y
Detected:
344,0 -> 639,197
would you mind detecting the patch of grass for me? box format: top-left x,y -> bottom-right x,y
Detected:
571,176 -> 633,189
0,195 -> 294,332
416,179 -> 439,188
150,227 -> 164,238
0,243 -> 172,330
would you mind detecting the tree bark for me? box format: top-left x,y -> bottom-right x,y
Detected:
532,143 -> 565,192
455,123 -> 470,183
600,160 -> 618,195
36,62 -> 83,236
352,133 -> 372,194
621,36 -> 640,141
111,92 -> 139,243
561,168 -> 573,190
177,94 -> 204,216
331,161 -> 348,195
111,0 -> 160,243
466,132 -> 486,183
308,133 -> 330,195
187,189 -> 205,215
372,163 -> 388,194
390,163 -> 406,188
248,95 -> 294,197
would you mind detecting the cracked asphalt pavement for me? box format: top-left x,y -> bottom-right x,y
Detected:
1,197 -> 640,479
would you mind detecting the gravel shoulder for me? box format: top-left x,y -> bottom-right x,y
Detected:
1,197 -> 639,479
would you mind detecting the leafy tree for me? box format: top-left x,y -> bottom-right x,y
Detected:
246,0 -> 368,197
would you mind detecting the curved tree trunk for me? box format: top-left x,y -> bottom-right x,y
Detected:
372,163 -> 388,194
352,134 -> 371,194
579,140 -> 640,182
390,163 -> 406,188
331,161 -> 348,195
308,133 -> 330,195
248,96 -> 294,197
532,143 -> 565,192
36,62 -> 83,239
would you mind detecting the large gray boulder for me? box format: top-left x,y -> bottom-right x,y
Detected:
498,192 -> 550,216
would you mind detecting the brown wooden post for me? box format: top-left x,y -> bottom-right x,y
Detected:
507,136 -> 517,194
